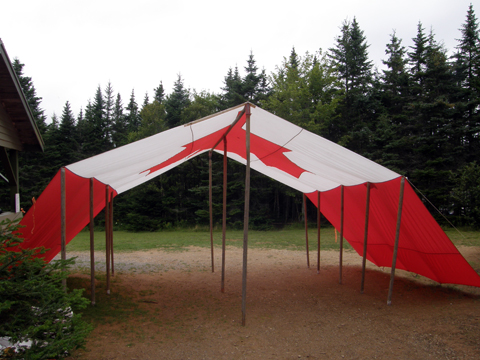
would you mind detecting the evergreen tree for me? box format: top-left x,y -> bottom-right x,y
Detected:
328,17 -> 374,152
164,74 -> 191,128
125,89 -> 140,132
453,4 -> 480,163
242,51 -> 269,104
104,82 -> 115,146
111,93 -> 128,147
154,81 -> 165,104
219,66 -> 244,110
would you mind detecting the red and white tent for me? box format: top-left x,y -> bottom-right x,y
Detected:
18,103 -> 480,288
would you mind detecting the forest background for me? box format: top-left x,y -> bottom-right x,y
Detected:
3,5 -> 480,231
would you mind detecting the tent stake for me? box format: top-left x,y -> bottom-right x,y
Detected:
242,104 -> 251,326
303,194 -> 310,268
221,138 -> 227,293
387,176 -> 405,305
61,167 -> 67,291
361,182 -> 371,294
89,178 -> 95,305
105,185 -> 110,295
110,193 -> 114,277
339,185 -> 344,284
317,191 -> 321,274
209,151 -> 214,272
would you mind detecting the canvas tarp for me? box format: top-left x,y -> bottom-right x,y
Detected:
17,103 -> 480,287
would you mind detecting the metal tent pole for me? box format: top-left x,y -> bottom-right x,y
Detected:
361,182 -> 371,294
317,191 -> 321,274
221,138 -> 227,293
209,151 -> 214,273
61,167 -> 67,291
241,103 -> 251,326
303,194 -> 310,268
387,176 -> 405,306
90,178 -> 95,305
339,185 -> 344,285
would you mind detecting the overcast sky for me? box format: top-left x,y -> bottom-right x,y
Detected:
1,0 -> 477,120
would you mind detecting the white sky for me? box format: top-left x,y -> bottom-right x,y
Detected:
1,0 -> 478,120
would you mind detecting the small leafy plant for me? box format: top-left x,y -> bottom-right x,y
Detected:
0,219 -> 92,359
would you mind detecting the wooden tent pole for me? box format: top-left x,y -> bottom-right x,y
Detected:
387,176 -> 405,306
110,193 -> 114,277
60,167 -> 67,291
317,191 -> 321,274
241,103 -> 251,326
209,151 -> 214,272
303,194 -> 310,268
339,185 -> 344,285
221,138 -> 227,293
105,185 -> 110,295
89,178 -> 95,305
361,182 -> 371,294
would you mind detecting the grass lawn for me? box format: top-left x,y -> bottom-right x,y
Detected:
67,227 -> 351,252
66,226 -> 480,253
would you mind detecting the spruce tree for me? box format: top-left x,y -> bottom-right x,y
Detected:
125,89 -> 140,132
154,82 -> 165,103
164,74 -> 191,128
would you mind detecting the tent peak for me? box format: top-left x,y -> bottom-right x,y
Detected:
184,102 -> 256,127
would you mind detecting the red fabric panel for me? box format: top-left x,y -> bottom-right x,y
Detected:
18,168 -> 116,263
307,178 -> 480,287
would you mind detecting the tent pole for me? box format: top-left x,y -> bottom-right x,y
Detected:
339,185 -> 344,284
89,178 -> 95,305
361,182 -> 371,294
242,103 -> 251,326
303,194 -> 310,268
317,191 -> 321,274
221,138 -> 227,293
110,193 -> 114,277
61,167 -> 67,291
105,185 -> 110,295
209,151 -> 214,272
387,176 -> 405,306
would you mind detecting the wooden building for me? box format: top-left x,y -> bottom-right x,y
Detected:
0,39 -> 44,222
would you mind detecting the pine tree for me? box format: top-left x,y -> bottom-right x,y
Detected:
104,82 -> 115,147
125,89 -> 140,132
453,4 -> 480,163
154,81 -> 165,104
58,101 -> 80,165
328,18 -> 374,151
164,74 -> 191,128
112,93 -> 128,147
219,66 -> 244,110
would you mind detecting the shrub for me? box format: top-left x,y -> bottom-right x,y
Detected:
0,219 -> 92,359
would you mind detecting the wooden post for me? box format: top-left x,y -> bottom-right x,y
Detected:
339,185 -> 344,285
303,194 -> 310,268
387,176 -> 405,306
61,167 -> 67,291
89,178 -> 95,305
242,104 -> 251,326
209,151 -> 214,272
221,138 -> 227,293
317,191 -> 321,274
105,185 -> 110,295
361,182 -> 371,294
110,193 -> 114,277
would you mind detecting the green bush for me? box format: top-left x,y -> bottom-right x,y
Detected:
0,219 -> 92,359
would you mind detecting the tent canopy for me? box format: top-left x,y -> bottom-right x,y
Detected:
18,103 -> 480,287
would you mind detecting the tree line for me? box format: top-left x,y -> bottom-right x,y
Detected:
3,4 -> 480,229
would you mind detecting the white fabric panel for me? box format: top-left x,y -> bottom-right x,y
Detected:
66,103 -> 399,195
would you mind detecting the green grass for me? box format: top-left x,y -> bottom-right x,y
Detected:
67,226 -> 480,254
67,227 -> 352,252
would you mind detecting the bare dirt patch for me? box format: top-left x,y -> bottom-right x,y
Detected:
66,246 -> 480,360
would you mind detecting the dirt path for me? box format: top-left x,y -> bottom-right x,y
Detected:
66,246 -> 480,360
